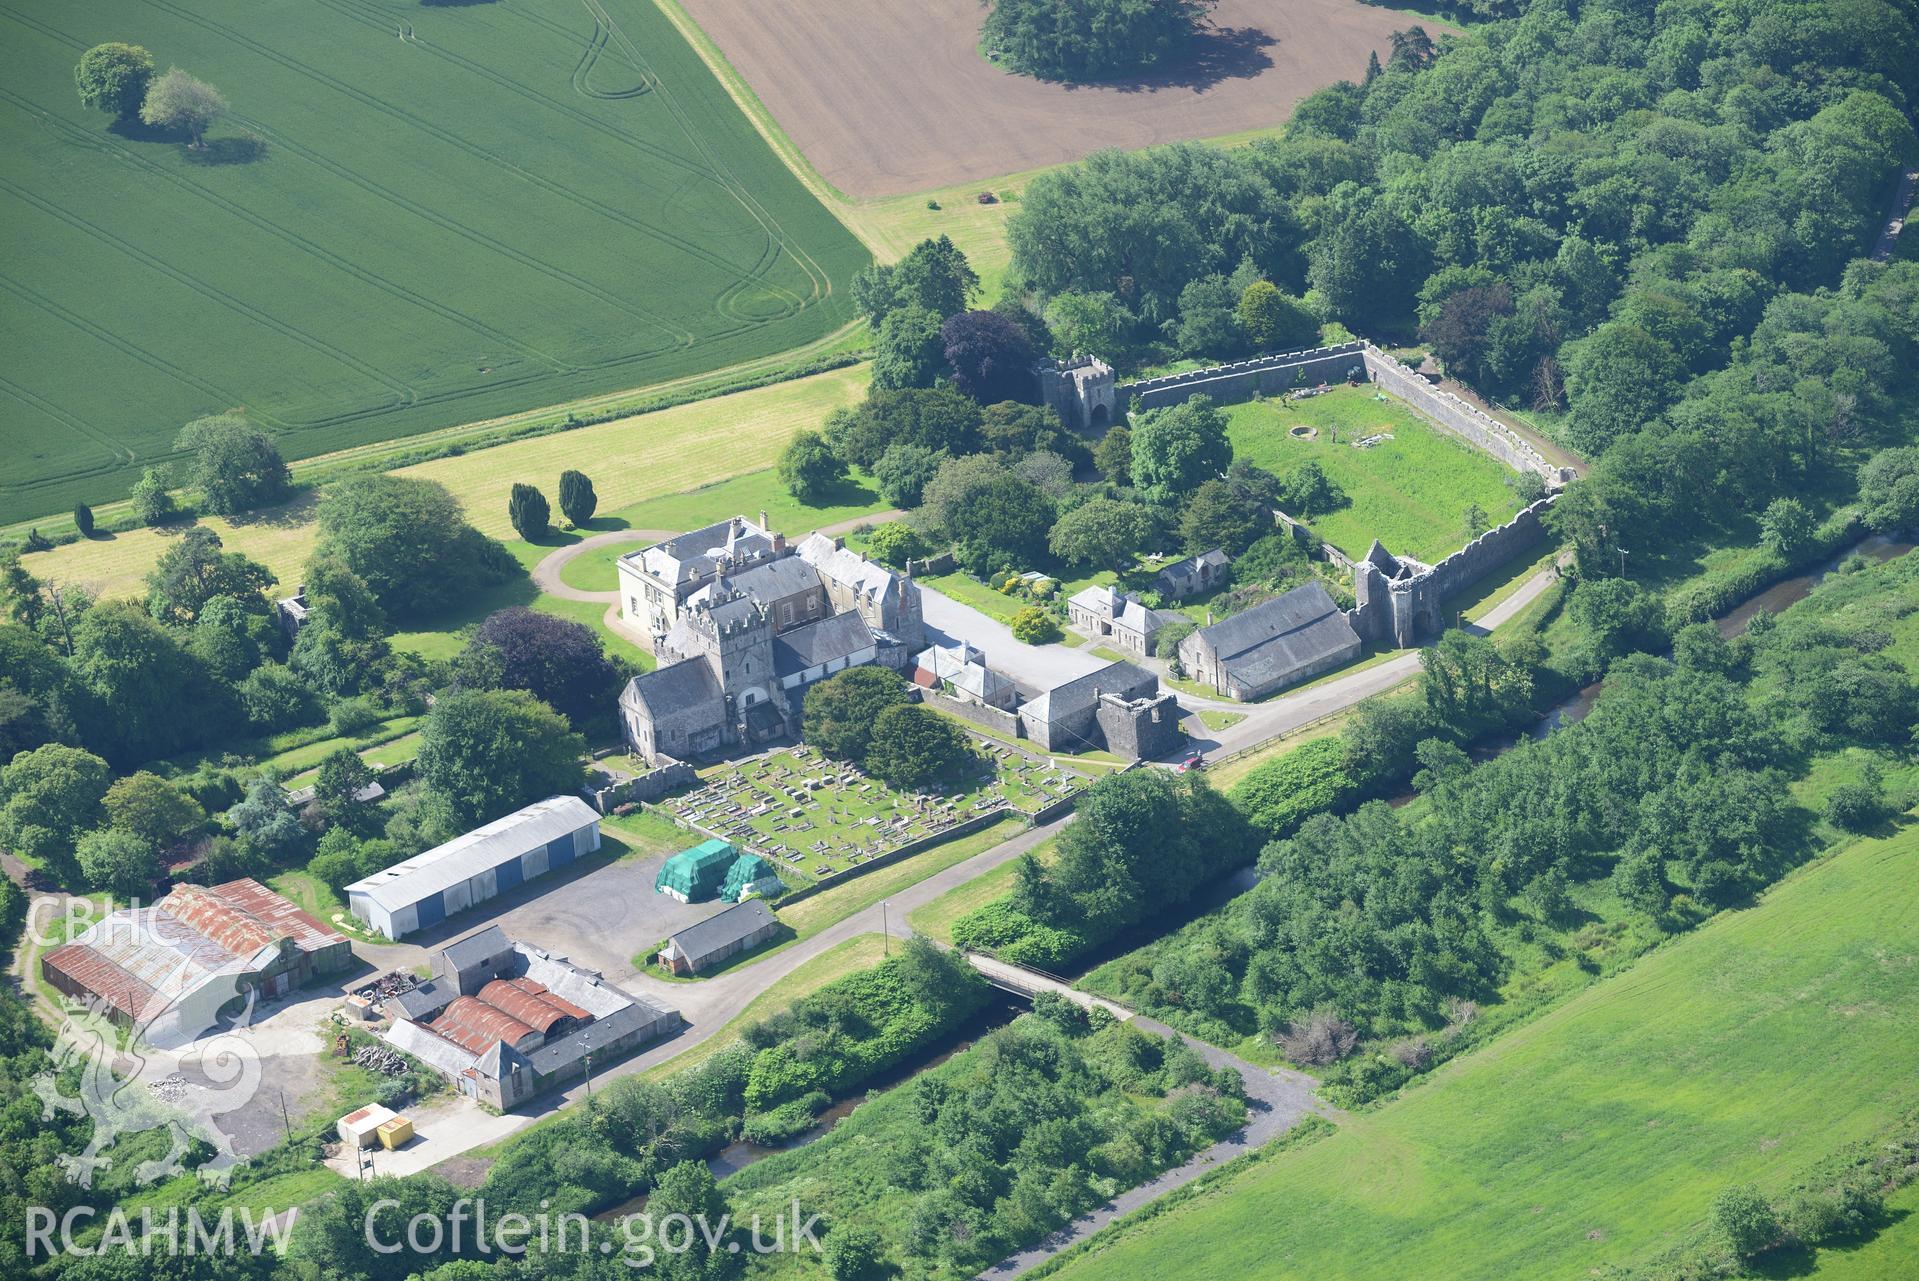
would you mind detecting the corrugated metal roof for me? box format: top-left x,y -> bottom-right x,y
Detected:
478,978 -> 591,1033
344,797 -> 599,913
432,995 -> 540,1055
43,879 -> 338,1025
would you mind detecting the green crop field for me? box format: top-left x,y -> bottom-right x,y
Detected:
0,0 -> 867,522
1225,387 -> 1522,563
1049,822 -> 1919,1281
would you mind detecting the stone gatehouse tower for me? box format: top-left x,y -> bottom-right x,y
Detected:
1351,542 -> 1441,649
1035,355 -> 1116,430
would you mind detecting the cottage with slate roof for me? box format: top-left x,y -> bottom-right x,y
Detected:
1156,549 -> 1232,600
913,642 -> 1017,709
1066,585 -> 1179,658
1177,582 -> 1362,701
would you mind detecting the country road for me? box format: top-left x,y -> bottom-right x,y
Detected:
1169,556 -> 1562,759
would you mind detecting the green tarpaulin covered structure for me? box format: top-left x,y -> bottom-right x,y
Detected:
720,852 -> 782,903
655,839 -> 735,903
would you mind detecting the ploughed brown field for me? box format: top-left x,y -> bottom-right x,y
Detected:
677,0 -> 1415,197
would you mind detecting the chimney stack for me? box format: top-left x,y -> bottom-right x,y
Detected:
759,510 -> 769,532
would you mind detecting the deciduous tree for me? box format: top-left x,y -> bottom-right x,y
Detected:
74,43 -> 154,119
140,67 -> 226,147
1129,396 -> 1231,504
175,414 -> 291,516
776,431 -> 847,504
941,310 -> 1036,405
416,689 -> 585,829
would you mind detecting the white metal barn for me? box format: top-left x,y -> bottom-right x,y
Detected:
344,796 -> 601,940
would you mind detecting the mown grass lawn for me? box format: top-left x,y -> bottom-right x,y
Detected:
1225,387 -> 1522,562
1,0 -> 866,522
552,466 -> 891,594
1050,822 -> 1919,1281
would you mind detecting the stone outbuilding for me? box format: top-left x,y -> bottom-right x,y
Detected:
1177,582 -> 1362,702
912,642 -> 1017,709
1066,585 -> 1178,659
658,899 -> 779,975
1155,549 -> 1232,600
384,927 -> 680,1110
1018,660 -> 1180,760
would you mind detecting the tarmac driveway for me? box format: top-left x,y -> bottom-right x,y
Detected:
381,845 -> 732,985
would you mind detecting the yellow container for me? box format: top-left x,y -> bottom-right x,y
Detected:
376,1116 -> 413,1150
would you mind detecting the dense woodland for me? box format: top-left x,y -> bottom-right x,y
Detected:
0,431 -> 628,903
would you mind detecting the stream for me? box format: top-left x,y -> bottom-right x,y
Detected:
1530,533 -> 1914,738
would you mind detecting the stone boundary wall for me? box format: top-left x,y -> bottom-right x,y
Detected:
771,807 -> 1021,908
587,758 -> 696,813
1113,340 -> 1570,485
922,688 -> 1023,739
1357,346 -> 1564,482
1425,495 -> 1557,600
905,550 -> 956,577
1117,342 -> 1368,411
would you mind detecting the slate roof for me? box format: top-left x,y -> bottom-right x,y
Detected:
1020,659 -> 1159,726
388,936 -> 683,1085
666,899 -> 777,967
389,977 -> 453,1022
441,925 -> 511,974
795,533 -> 909,608
1068,586 -> 1173,636
773,611 -> 874,676
634,516 -> 777,586
1190,582 -> 1360,689
691,555 -> 822,609
623,658 -> 725,720
915,643 -> 1015,703
1157,549 -> 1231,593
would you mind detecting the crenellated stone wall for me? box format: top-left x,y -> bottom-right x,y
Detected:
1350,497 -> 1557,647
1117,342 -> 1368,411
1114,340 -> 1574,486
1357,347 -> 1570,483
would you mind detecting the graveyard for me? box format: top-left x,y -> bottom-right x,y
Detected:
658,743 -> 1087,885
